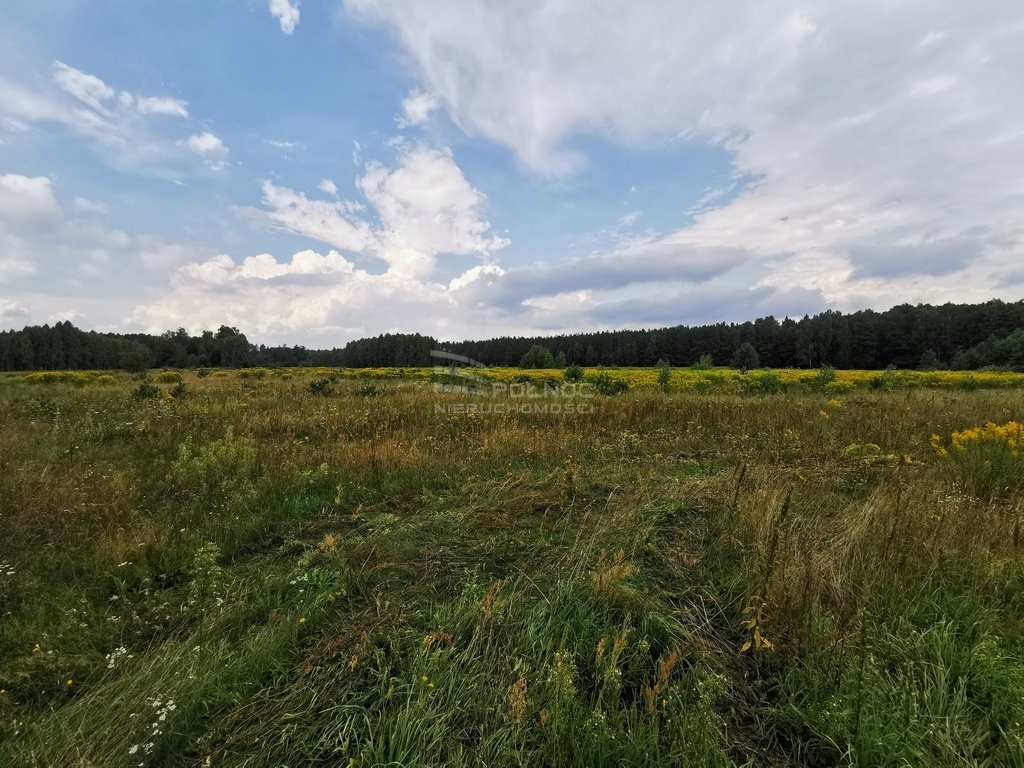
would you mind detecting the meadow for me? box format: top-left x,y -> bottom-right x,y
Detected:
1,367 -> 1023,766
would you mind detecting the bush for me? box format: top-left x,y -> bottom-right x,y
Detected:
308,377 -> 335,397
590,372 -> 629,395
196,368 -> 211,378
812,365 -> 837,390
564,364 -> 585,383
869,365 -> 904,390
691,354 -> 714,370
131,382 -> 160,399
656,359 -> 672,392
357,382 -> 381,397
170,381 -> 186,399
743,371 -> 785,394
156,370 -> 182,383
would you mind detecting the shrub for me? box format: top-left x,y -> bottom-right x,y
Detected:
357,382 -> 381,397
308,377 -> 335,397
564,364 -> 585,382
156,370 -> 181,383
131,382 -> 160,399
812,365 -> 837,390
869,364 -> 904,390
691,354 -> 714,370
196,368 -> 211,378
170,381 -> 186,399
743,371 -> 784,394
655,359 -> 672,392
590,372 -> 629,395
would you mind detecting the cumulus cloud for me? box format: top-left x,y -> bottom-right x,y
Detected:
0,173 -> 62,234
243,143 -> 508,277
132,249 -> 453,342
269,0 -> 300,34
346,0 -> 1024,313
318,178 -> 338,195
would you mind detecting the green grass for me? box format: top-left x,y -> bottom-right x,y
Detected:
1,370 -> 1023,766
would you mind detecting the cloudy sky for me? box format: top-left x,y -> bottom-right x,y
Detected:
2,1 -> 1023,345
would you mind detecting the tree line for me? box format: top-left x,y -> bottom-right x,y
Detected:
1,299 -> 1024,372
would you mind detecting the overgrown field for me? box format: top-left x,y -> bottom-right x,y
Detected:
1,369 -> 1023,766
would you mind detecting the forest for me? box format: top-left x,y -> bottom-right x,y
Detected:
2,299 -> 1024,371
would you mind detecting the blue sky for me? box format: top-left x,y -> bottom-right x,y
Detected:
2,1 -> 1023,345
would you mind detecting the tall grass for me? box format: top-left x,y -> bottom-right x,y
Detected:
0,371 -> 1022,765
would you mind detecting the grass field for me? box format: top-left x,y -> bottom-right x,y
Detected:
2,367 -> 1023,766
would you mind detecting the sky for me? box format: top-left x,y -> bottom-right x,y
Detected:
1,1 -> 1023,346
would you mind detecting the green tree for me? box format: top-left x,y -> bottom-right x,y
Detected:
691,353 -> 714,370
731,342 -> 759,373
120,342 -> 153,373
655,358 -> 672,392
563,364 -> 584,382
918,349 -> 942,371
520,344 -> 556,368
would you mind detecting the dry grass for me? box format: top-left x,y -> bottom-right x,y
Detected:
1,370 -> 1023,766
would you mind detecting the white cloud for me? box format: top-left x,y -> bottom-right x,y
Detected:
0,172 -> 215,316
0,174 -> 62,233
346,0 -> 1024,313
134,96 -> 189,118
51,61 -> 115,111
356,145 -> 509,274
264,138 -> 303,149
0,299 -> 30,324
269,0 -> 300,34
398,89 -> 439,127
132,249 -> 451,342
244,143 -> 507,278
318,178 -> 338,195
0,63 -> 212,178
249,180 -> 375,253
183,131 -> 226,154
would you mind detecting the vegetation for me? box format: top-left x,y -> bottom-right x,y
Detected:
7,299 -> 1024,372
1,368 -> 1024,766
520,344 -> 557,369
730,342 -> 760,373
